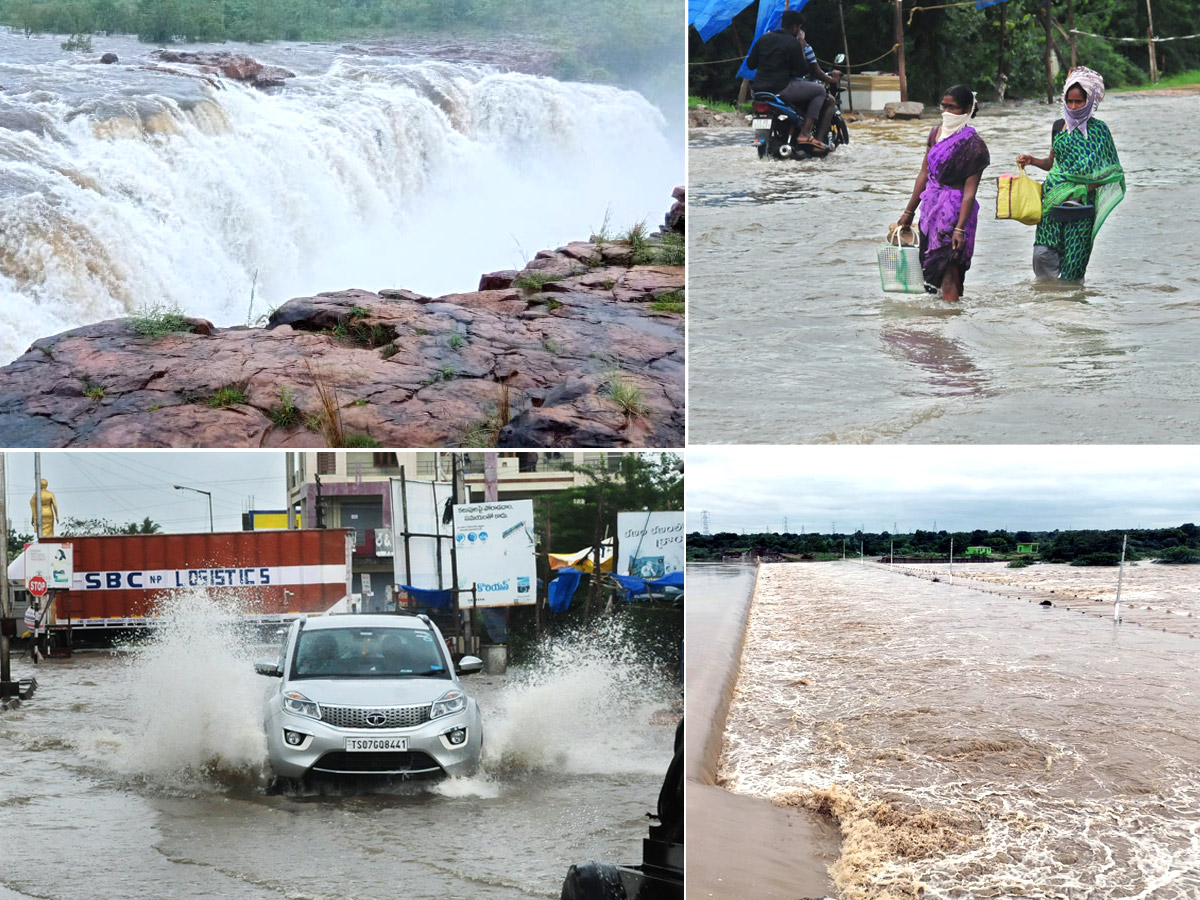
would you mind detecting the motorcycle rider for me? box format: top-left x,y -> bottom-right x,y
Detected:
747,10 -> 828,148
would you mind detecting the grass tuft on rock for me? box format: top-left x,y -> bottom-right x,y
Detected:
130,304 -> 192,339
207,384 -> 246,408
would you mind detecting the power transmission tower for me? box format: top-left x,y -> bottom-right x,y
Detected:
701,510 -> 711,535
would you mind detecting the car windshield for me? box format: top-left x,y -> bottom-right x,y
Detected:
292,627 -> 448,679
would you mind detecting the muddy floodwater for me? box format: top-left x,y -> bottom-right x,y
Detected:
0,599 -> 676,900
720,562 -> 1200,900
689,94 -> 1200,443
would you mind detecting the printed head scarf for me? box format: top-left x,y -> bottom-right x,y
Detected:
1063,67 -> 1105,138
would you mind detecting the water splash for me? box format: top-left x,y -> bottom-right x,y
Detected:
480,616 -> 678,780
74,589 -> 269,789
0,46 -> 679,364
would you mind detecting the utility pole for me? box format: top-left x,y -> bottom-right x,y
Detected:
1114,534 -> 1127,623
34,453 -> 43,542
893,0 -> 908,102
1,452 -> 15,697
1044,0 -> 1054,102
585,483 -> 606,621
1145,0 -> 1158,83
285,453 -> 296,529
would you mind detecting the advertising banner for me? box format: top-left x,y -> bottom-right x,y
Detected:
390,478 -> 455,590
453,500 -> 536,607
23,542 -> 73,591
616,511 -> 685,578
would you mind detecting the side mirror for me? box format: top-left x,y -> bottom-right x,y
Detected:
255,659 -> 283,677
456,655 -> 483,675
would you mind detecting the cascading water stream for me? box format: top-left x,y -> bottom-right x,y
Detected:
0,35 -> 680,364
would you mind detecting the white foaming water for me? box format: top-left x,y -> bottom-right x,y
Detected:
0,46 -> 679,364
75,589 -> 269,785
480,618 -> 677,780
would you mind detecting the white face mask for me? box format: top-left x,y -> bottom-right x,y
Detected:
939,109 -> 972,140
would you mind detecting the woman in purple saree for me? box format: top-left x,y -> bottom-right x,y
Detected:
897,84 -> 991,302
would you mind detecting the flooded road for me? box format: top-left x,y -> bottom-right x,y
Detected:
686,563 -> 837,899
720,562 -> 1200,900
0,598 -> 676,899
688,95 -> 1200,443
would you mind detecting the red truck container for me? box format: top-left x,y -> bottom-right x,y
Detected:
29,529 -> 353,630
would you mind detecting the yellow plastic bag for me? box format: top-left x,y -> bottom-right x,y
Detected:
996,165 -> 1042,225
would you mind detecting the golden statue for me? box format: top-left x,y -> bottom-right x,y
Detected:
30,479 -> 58,537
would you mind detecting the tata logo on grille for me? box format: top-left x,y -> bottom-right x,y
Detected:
365,713 -> 387,727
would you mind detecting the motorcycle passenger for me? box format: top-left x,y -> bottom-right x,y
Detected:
747,10 -> 825,149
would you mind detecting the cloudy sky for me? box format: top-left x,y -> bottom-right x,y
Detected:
686,446 -> 1200,535
3,452 -> 288,535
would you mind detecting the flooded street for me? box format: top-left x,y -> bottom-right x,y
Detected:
689,95 -> 1200,443
720,562 -> 1200,900
0,598 -> 676,899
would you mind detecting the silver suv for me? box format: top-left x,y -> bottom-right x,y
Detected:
256,614 -> 483,780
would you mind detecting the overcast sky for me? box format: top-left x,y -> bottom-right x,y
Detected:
686,446 -> 1200,535
3,452 -> 288,535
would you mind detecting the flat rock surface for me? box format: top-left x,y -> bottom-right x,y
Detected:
0,238 -> 684,448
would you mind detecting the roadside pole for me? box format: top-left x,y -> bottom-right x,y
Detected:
1,452 -> 15,697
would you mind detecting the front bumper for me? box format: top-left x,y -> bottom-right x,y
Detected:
266,704 -> 481,779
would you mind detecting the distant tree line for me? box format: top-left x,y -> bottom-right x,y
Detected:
690,0 -> 1200,105
688,523 -> 1200,566
0,0 -> 679,90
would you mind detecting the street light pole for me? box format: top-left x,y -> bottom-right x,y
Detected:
173,485 -> 213,532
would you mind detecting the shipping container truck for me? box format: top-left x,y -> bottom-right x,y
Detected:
9,529 -> 353,633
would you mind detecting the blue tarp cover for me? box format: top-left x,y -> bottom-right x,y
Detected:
689,0 -> 755,42
611,570 -> 685,599
548,567 -> 582,613
400,585 -> 454,610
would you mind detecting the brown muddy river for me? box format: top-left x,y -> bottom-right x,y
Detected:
0,597 -> 677,899
719,562 -> 1200,900
688,95 -> 1200,443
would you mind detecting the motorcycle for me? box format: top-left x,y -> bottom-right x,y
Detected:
751,55 -> 850,161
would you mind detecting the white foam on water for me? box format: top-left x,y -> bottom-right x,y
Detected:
0,53 -> 679,364
73,589 -> 269,786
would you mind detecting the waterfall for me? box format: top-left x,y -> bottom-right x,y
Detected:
0,38 -> 679,364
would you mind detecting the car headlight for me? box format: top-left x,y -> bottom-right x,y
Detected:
430,689 -> 467,720
282,690 -> 321,720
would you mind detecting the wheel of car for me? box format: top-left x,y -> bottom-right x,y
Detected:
560,862 -> 627,900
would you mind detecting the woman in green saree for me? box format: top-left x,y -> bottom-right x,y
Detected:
1017,66 -> 1125,283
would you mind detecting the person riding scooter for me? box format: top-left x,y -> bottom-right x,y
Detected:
747,10 -> 827,150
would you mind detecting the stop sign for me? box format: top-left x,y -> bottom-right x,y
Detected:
28,575 -> 48,597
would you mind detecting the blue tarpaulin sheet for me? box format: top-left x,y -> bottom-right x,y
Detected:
975,0 -> 1013,8
548,567 -> 583,613
400,585 -> 454,610
689,0 -> 755,42
610,570 -> 685,600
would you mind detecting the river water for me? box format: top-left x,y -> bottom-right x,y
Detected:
688,94 -> 1200,443
0,593 -> 677,899
686,563 -> 838,900
0,31 -> 681,365
719,562 -> 1200,900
